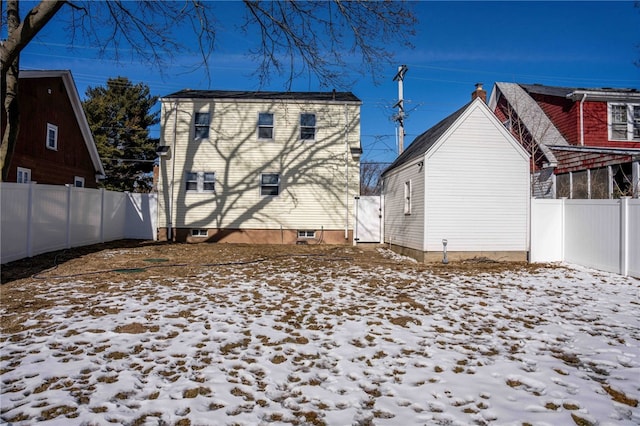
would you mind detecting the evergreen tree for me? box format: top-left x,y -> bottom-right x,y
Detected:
83,77 -> 159,192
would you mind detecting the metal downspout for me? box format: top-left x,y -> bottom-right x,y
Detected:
344,104 -> 349,240
169,101 -> 178,240
579,93 -> 587,146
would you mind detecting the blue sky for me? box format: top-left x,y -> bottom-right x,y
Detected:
18,1 -> 640,164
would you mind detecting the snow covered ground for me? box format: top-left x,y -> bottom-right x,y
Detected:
1,246 -> 639,425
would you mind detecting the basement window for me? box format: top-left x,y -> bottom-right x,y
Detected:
191,229 -> 208,237
298,230 -> 316,239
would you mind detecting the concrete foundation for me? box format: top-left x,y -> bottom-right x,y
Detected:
386,244 -> 528,263
158,227 -> 353,245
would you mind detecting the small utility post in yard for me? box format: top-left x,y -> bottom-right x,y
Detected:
393,65 -> 408,155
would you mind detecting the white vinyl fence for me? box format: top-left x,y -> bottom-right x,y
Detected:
531,198 -> 639,278
1,183 -> 157,264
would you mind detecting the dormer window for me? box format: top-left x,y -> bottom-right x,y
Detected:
609,103 -> 640,141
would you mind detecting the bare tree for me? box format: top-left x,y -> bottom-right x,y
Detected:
1,0 -> 416,181
360,162 -> 389,196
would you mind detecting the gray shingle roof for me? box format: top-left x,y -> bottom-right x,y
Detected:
382,101 -> 471,176
163,90 -> 361,103
520,84 -> 639,97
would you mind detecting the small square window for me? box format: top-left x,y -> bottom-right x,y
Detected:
191,229 -> 208,237
258,113 -> 274,140
260,173 -> 280,196
300,113 -> 316,140
74,176 -> 85,187
194,112 -> 210,139
46,123 -> 58,150
17,167 -> 31,184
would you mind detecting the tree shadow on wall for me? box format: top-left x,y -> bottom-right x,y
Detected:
159,98 -> 360,242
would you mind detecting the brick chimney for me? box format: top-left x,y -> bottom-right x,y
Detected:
472,83 -> 487,103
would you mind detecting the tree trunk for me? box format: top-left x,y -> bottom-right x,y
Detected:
1,0 -> 21,182
1,0 -> 65,181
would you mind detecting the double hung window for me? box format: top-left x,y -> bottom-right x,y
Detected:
609,103 -> 640,141
186,171 -> 215,193
194,112 -> 210,139
258,113 -> 274,140
260,173 -> 280,196
300,113 -> 316,140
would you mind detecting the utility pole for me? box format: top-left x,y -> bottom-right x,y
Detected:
393,65 -> 408,155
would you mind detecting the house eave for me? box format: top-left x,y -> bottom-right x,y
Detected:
566,90 -> 640,102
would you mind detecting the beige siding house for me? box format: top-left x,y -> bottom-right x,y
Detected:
156,90 -> 362,244
382,91 -> 530,262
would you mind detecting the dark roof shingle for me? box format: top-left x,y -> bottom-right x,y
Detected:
163,89 -> 361,103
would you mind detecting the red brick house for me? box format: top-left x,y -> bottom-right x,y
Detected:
3,70 -> 105,187
489,83 -> 639,198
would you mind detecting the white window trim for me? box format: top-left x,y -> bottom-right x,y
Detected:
191,229 -> 208,237
185,171 -> 216,193
46,123 -> 58,150
300,113 -> 316,141
74,176 -> 85,187
298,230 -> 316,238
258,112 -> 275,141
17,167 -> 31,184
404,180 -> 412,215
260,173 -> 280,196
608,103 -> 640,141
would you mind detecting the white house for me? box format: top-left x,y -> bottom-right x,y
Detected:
382,87 -> 530,261
156,90 -> 362,244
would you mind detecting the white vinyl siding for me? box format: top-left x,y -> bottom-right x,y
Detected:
157,98 -> 360,231
423,105 -> 529,252
383,160 -> 424,251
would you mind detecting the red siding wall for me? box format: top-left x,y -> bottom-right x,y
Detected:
531,93 -> 640,149
5,76 -> 99,187
528,93 -> 580,144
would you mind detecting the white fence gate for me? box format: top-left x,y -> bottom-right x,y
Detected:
354,196 -> 382,243
531,198 -> 639,278
1,183 -> 157,264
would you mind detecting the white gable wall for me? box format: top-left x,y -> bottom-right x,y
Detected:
383,158 -> 425,251
424,103 -> 530,252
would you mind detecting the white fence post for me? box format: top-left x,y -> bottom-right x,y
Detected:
100,188 -> 105,243
620,197 -> 629,276
65,184 -> 72,249
26,182 -> 35,258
